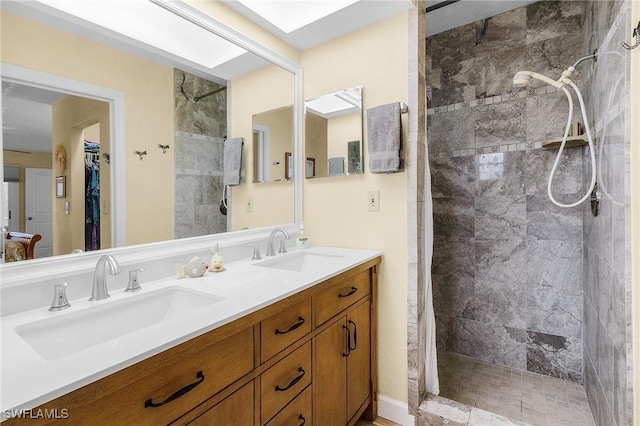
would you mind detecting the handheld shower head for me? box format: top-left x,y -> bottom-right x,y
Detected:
513,72 -> 532,87
512,70 -> 564,89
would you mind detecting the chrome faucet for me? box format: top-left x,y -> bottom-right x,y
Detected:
89,254 -> 121,301
266,229 -> 290,257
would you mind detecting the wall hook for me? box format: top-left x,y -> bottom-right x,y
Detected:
134,150 -> 148,160
158,144 -> 170,153
622,21 -> 640,50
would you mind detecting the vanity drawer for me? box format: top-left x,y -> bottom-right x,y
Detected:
314,269 -> 370,326
18,327 -> 255,426
261,341 -> 312,424
265,385 -> 312,426
189,381 -> 255,425
261,298 -> 312,362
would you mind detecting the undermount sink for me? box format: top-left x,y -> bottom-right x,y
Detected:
15,287 -> 223,360
253,250 -> 343,272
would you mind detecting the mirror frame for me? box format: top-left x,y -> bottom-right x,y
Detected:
0,0 -> 303,280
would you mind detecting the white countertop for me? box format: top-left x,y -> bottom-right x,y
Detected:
0,246 -> 381,414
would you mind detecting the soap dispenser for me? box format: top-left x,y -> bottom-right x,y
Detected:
295,223 -> 309,249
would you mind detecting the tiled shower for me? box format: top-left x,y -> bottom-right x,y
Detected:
173,70 -> 228,238
427,1 -> 632,424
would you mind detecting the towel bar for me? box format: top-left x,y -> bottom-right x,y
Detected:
399,102 -> 408,114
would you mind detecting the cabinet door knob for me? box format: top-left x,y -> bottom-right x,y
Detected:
144,371 -> 205,408
275,367 -> 305,392
298,414 -> 306,425
274,316 -> 305,335
338,286 -> 357,298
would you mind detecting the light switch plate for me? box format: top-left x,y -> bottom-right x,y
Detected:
368,190 -> 379,212
246,196 -> 253,212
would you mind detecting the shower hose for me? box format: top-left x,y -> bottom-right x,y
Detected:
550,82 -> 596,208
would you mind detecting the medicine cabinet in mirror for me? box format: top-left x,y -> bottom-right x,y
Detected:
1,0 -> 299,263
252,85 -> 362,182
305,85 -> 363,178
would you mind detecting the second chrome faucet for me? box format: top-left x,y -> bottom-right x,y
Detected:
89,254 -> 121,301
266,228 -> 290,257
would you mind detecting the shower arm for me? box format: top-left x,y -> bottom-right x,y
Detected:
560,52 -> 598,83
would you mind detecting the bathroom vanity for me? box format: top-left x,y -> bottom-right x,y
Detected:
1,247 -> 381,425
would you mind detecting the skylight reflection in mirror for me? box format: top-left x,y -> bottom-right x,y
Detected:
35,0 -> 248,69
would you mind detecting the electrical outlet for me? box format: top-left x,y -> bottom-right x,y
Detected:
246,196 -> 253,213
368,190 -> 379,212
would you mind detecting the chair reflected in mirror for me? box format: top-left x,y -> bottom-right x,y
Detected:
4,231 -> 42,262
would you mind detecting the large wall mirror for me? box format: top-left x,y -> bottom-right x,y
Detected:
0,0 -> 298,265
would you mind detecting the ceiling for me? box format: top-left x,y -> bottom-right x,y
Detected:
425,0 -> 539,36
2,82 -> 66,153
222,0 -> 414,51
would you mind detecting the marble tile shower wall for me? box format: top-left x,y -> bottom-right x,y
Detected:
428,2 -> 586,382
581,1 -> 632,425
173,69 -> 228,239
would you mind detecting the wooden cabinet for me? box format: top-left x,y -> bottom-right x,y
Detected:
5,326 -> 255,426
6,258 -> 380,426
314,269 -> 370,326
266,385 -> 312,426
261,298 -> 312,362
313,299 -> 371,426
189,382 -> 254,425
261,342 -> 312,423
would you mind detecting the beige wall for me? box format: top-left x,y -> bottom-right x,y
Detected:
301,11 -> 410,403
229,64 -> 295,230
2,151 -> 52,233
327,113 -> 362,171
253,106 -> 294,182
1,11 -> 175,246
52,96 -> 110,255
305,113 -> 328,177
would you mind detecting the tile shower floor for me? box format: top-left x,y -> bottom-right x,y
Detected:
437,352 -> 596,426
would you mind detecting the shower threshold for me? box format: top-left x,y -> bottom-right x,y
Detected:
418,352 -> 595,426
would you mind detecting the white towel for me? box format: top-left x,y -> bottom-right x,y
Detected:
223,137 -> 243,186
366,102 -> 403,173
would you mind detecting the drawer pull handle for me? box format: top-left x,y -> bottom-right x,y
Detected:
275,316 -> 305,335
342,325 -> 351,357
275,367 -> 305,392
144,371 -> 204,408
348,319 -> 357,351
338,286 -> 358,298
298,414 -> 306,425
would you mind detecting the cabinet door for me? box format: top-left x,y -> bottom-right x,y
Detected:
346,300 -> 371,421
189,381 -> 254,425
313,318 -> 347,426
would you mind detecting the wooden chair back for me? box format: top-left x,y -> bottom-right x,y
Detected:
5,231 -> 42,261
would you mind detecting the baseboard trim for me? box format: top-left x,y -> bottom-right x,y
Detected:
377,395 -> 416,426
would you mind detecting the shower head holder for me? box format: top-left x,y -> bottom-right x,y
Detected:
512,71 -> 564,89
